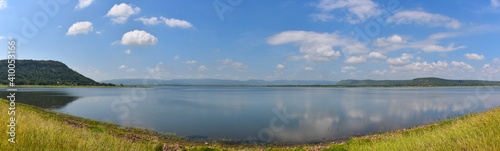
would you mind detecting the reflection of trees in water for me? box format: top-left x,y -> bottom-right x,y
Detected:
0,91 -> 79,109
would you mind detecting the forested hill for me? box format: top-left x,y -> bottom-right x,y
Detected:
0,60 -> 113,86
336,77 -> 500,87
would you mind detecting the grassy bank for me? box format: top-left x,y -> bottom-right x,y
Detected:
1,99 -> 499,150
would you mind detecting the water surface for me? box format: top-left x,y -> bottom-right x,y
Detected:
2,87 -> 499,143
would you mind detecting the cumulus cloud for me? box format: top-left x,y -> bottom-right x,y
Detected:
121,30 -> 158,46
341,66 -> 356,73
482,58 -> 500,76
218,59 -> 247,72
492,0 -> 500,7
368,52 -> 387,59
126,68 -> 136,72
314,0 -> 380,23
387,10 -> 461,29
0,0 -> 6,9
118,65 -> 127,69
344,56 -> 367,64
387,53 -> 413,65
276,64 -> 285,69
198,65 -> 209,71
390,61 -> 450,74
106,3 -> 141,24
66,21 -> 93,35
465,53 -> 485,60
124,49 -> 131,54
305,66 -> 313,71
422,43 -> 465,52
185,60 -> 197,64
372,33 -> 465,53
75,0 -> 94,9
451,61 -> 475,72
267,31 -> 368,62
372,70 -> 387,75
135,16 -> 193,28
372,34 -> 407,52
147,62 -> 166,74
310,13 -> 335,22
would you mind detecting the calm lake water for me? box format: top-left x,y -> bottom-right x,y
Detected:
2,87 -> 500,143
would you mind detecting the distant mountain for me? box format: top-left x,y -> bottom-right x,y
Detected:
0,59 -> 114,86
101,79 -> 338,86
337,77 -> 500,86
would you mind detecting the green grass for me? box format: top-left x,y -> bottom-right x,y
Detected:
1,99 -> 499,150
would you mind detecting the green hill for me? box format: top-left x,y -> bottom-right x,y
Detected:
0,59 -> 113,86
337,77 -> 500,87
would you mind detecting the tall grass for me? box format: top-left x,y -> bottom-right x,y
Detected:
0,101 -> 155,150
341,107 -> 500,150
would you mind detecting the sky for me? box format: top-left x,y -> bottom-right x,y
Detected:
1,0 -> 500,81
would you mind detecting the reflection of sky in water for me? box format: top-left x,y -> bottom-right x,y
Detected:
2,87 -> 499,143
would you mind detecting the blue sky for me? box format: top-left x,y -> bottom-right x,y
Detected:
1,0 -> 500,81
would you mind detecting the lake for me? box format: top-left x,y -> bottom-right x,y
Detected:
2,87 -> 499,143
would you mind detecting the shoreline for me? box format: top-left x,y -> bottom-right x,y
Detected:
1,100 -> 499,150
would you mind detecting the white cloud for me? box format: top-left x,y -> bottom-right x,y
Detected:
95,31 -> 102,34
372,70 -> 387,75
390,61 -> 450,74
0,36 -> 4,40
428,32 -> 460,40
267,31 -> 369,62
341,66 -> 356,73
162,17 -> 193,28
305,66 -> 313,71
121,30 -> 158,46
492,0 -> 500,7
387,53 -> 413,65
218,59 -> 247,72
135,16 -> 162,25
174,55 -> 180,60
315,0 -> 380,23
422,43 -> 465,52
198,65 -> 209,71
387,10 -> 461,29
310,13 -> 335,22
106,3 -> 141,24
373,33 -> 464,53
368,52 -> 387,59
126,68 -> 136,72
465,53 -> 485,60
66,21 -> 93,35
481,58 -> 500,75
118,65 -> 127,69
124,49 -> 131,54
451,61 -> 475,72
75,0 -> 94,9
344,56 -> 367,64
276,64 -> 285,69
147,62 -> 166,74
372,34 -> 407,52
0,0 -> 6,9
185,60 -> 197,64
135,16 -> 193,28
